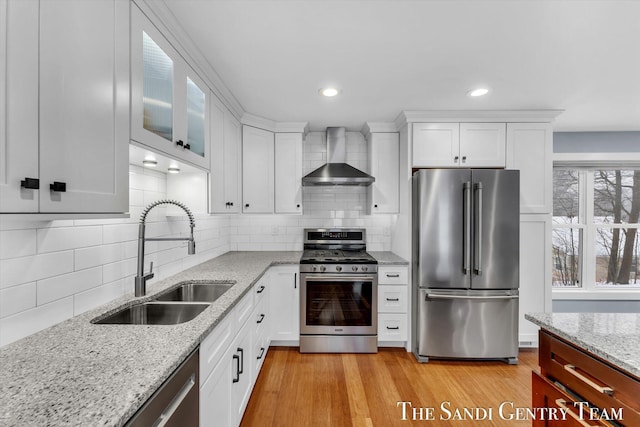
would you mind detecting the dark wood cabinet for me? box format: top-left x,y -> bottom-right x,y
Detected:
533,330 -> 640,427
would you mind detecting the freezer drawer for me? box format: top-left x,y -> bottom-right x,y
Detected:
416,289 -> 518,363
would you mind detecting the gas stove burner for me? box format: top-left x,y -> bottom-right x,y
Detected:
300,228 -> 378,269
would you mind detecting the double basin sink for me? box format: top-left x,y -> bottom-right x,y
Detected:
92,282 -> 234,325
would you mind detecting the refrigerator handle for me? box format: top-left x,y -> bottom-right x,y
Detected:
426,293 -> 518,301
463,181 -> 471,275
474,182 -> 483,275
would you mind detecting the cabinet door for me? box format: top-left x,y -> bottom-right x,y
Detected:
519,215 -> 551,346
200,344 -> 233,427
274,133 -> 302,214
412,123 -> 459,167
459,123 -> 506,167
38,0 -> 129,213
0,0 -> 39,212
506,123 -> 553,214
269,267 -> 300,343
242,126 -> 274,213
131,5 -> 208,170
368,133 -> 399,213
231,321 -> 253,426
210,95 -> 241,213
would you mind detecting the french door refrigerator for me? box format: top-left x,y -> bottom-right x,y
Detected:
412,169 -> 520,364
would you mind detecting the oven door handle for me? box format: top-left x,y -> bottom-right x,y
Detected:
302,275 -> 377,282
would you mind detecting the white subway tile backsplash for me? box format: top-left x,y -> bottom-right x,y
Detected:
0,282 -> 36,318
73,279 -> 125,316
74,242 -> 127,271
102,223 -> 138,244
37,226 -> 103,254
0,297 -> 74,348
0,251 -> 74,289
0,229 -> 37,260
37,267 -> 103,305
103,258 -> 137,285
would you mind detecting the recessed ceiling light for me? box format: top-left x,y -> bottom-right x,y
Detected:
167,166 -> 180,174
142,158 -> 158,167
467,88 -> 489,97
319,88 -> 339,97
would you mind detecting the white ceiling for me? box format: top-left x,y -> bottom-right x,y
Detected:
162,0 -> 640,132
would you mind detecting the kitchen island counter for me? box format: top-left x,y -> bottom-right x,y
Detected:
526,312 -> 640,379
0,251 -> 301,427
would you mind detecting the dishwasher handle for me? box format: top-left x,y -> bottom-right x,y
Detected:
152,374 -> 196,427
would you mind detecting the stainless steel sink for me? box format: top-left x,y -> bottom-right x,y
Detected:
93,302 -> 210,325
153,282 -> 233,303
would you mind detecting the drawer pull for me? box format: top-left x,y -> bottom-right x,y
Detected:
257,347 -> 265,360
564,364 -> 614,396
554,399 -> 594,427
386,326 -> 400,330
386,273 -> 400,278
386,298 -> 400,302
256,285 -> 265,294
257,313 -> 265,324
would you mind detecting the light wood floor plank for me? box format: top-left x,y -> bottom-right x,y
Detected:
241,347 -> 538,427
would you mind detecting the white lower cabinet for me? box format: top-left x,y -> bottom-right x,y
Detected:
377,266 -> 409,345
200,274 -> 273,427
268,266 -> 299,344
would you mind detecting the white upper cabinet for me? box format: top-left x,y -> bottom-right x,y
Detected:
274,133 -> 303,214
506,123 -> 553,214
459,123 -> 506,167
412,122 -> 506,168
0,0 -> 129,214
368,132 -> 399,213
242,126 -> 274,213
412,123 -> 460,167
131,5 -> 209,170
210,94 -> 242,213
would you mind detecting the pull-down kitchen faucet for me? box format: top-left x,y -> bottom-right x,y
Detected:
135,199 -> 196,297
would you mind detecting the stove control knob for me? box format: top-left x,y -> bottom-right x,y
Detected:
336,266 -> 342,272
319,265 -> 326,272
361,266 -> 368,272
312,265 -> 317,272
352,266 -> 358,272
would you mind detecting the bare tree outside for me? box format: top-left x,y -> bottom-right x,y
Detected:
552,170 -> 580,287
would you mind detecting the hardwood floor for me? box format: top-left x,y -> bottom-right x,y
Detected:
241,347 -> 538,427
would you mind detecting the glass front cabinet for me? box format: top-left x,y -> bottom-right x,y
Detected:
131,4 -> 209,169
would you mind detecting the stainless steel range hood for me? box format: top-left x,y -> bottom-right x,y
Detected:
302,127 -> 375,186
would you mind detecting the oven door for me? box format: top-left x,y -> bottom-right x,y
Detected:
300,274 -> 378,335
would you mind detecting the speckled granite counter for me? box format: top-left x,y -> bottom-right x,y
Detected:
369,251 -> 409,265
526,312 -> 640,379
0,250 -> 407,426
0,251 -> 301,427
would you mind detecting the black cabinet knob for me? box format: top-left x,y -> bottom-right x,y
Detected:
21,178 -> 39,190
176,140 -> 184,147
50,181 -> 66,192
230,202 -> 234,206
184,143 -> 191,150
245,203 -> 249,208
296,204 -> 300,208
374,204 -> 378,208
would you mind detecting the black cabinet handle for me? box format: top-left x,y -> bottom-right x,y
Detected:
184,143 -> 191,150
245,203 -> 249,208
374,204 -> 378,208
454,156 -> 459,162
21,178 -> 39,189
176,140 -> 184,147
232,354 -> 240,383
257,347 -> 265,360
237,347 -> 244,374
225,202 -> 230,207
294,273 -> 297,289
256,285 -> 265,294
296,204 -> 300,208
386,326 -> 400,330
257,313 -> 265,324
386,297 -> 400,302
229,202 -> 234,207
462,156 -> 467,163
50,182 -> 66,192
386,273 -> 400,278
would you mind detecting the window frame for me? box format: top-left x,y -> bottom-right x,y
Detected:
552,153 -> 640,300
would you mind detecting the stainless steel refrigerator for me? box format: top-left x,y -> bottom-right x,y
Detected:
412,169 -> 520,364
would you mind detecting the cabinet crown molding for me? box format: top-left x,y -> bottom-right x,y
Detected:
395,110 -> 564,129
241,112 -> 308,134
362,122 -> 399,137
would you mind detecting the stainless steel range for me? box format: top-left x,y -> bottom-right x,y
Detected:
299,228 -> 378,353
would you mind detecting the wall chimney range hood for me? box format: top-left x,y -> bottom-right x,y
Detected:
302,127 -> 375,186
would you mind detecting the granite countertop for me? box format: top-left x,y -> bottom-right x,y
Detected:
369,251 -> 409,265
526,312 -> 640,379
0,250 -> 406,426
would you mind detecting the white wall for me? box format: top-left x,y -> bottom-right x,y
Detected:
0,165 -> 231,347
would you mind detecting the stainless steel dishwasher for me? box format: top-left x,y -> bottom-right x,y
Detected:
125,349 -> 199,427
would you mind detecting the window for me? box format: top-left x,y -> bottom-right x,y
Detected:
552,169 -> 640,290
